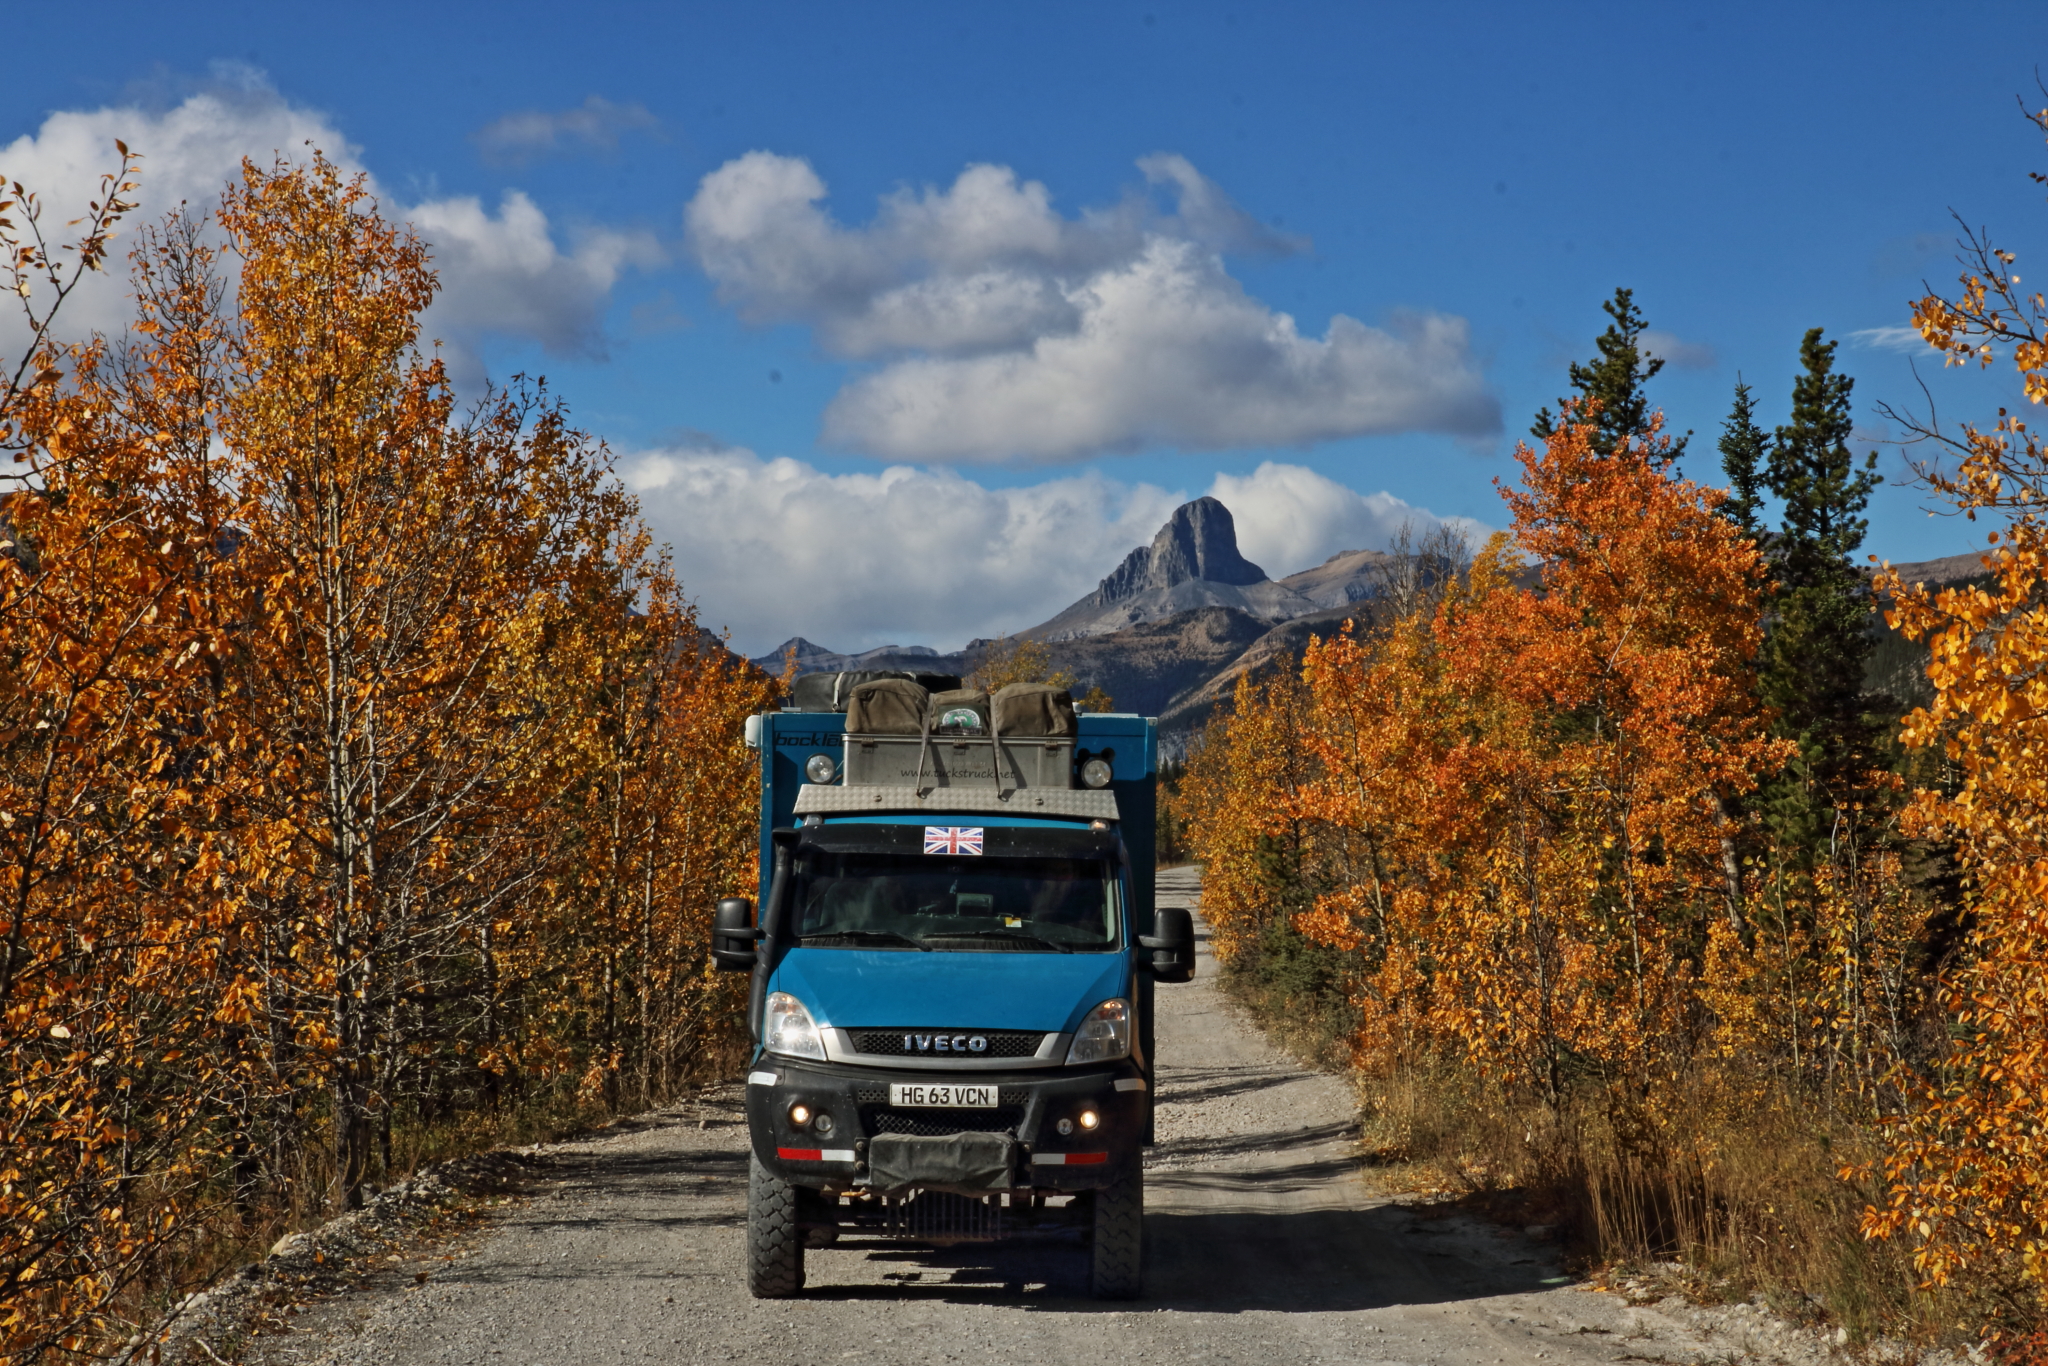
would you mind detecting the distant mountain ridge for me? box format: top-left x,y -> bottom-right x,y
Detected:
747,497 -> 1404,746
1018,497 -> 1398,642
750,638 -> 944,675
1882,551 -> 1993,588
747,501 -> 1995,750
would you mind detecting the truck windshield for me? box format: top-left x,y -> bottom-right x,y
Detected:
790,851 -> 1119,953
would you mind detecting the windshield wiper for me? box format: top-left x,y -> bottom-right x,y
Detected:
920,929 -> 1071,952
800,930 -> 929,950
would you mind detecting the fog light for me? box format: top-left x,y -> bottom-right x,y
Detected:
1079,1109 -> 1100,1130
805,753 -> 837,784
788,1102 -> 812,1128
1057,1117 -> 1074,1136
813,1111 -> 835,1137
1080,758 -> 1113,789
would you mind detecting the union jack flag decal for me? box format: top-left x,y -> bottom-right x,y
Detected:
924,826 -> 985,856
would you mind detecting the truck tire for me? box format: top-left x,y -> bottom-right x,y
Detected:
747,1155 -> 805,1298
1090,1169 -> 1144,1299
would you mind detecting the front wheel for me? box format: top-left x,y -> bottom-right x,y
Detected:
1090,1169 -> 1144,1299
747,1155 -> 805,1298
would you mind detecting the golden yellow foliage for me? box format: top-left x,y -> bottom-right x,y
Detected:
1859,102 -> 2048,1346
1182,406 -> 1947,1324
0,150 -> 772,1361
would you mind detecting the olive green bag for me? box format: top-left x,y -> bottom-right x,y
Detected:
991,682 -> 1078,737
844,679 -> 928,735
926,688 -> 991,735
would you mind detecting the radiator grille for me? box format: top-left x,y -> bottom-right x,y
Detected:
847,1028 -> 1046,1058
860,1105 -> 1025,1138
889,1190 -> 1007,1242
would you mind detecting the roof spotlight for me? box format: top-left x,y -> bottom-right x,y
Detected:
805,753 -> 837,784
1080,758 -> 1113,789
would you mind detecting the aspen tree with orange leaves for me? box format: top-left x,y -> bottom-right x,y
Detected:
1184,389 -> 1960,1337
1177,663 -> 1325,966
1288,410 -> 1785,1118
1857,99 -> 2048,1350
545,562 -> 762,1113
207,152 -> 669,1204
0,146 -> 269,1363
0,151 -> 772,1363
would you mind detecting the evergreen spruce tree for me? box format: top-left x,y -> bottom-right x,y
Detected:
1532,287 -> 1688,458
1717,377 -> 1769,539
1708,377 -> 1775,927
1758,328 -> 1884,862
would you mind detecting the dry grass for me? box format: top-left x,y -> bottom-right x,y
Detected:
1207,926 -> 1971,1352
1350,1059 -> 1965,1350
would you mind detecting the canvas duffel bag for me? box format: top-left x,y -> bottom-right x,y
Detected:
844,679 -> 929,735
991,682 -> 1078,737
927,688 -> 991,735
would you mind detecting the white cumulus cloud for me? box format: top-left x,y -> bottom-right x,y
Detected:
0,73 -> 659,382
824,241 -> 1497,462
683,151 -> 1499,464
625,444 -> 1487,654
1208,462 -> 1492,579
626,444 -> 1181,654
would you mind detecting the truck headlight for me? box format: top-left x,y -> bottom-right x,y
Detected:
805,753 -> 836,783
1065,998 -> 1131,1064
764,992 -> 826,1061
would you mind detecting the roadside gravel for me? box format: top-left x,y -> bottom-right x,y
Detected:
220,867 -> 1966,1366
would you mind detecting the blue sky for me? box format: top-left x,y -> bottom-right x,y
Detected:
7,2 -> 2045,652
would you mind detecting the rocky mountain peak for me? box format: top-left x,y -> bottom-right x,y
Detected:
1092,497 -> 1267,606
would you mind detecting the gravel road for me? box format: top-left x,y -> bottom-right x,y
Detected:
249,867 -> 1868,1366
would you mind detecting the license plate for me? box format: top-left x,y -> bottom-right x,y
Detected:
889,1082 -> 996,1108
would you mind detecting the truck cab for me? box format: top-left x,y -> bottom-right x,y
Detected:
713,676 -> 1193,1299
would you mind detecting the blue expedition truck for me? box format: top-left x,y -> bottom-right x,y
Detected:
711,672 -> 1194,1300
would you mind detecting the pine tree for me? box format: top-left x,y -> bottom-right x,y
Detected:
1709,376 -> 1775,924
1532,287 -> 1688,458
1717,377 -> 1769,539
1758,328 -> 1884,859
1770,330 -> 1878,582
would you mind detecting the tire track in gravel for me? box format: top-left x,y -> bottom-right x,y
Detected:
243,865 -> 1864,1366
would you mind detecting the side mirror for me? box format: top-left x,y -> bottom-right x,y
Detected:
1139,907 -> 1195,983
711,897 -> 760,971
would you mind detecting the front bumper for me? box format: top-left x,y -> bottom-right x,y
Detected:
745,1054 -> 1147,1192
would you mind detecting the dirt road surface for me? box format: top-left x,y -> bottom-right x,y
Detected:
248,867 -> 1855,1366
